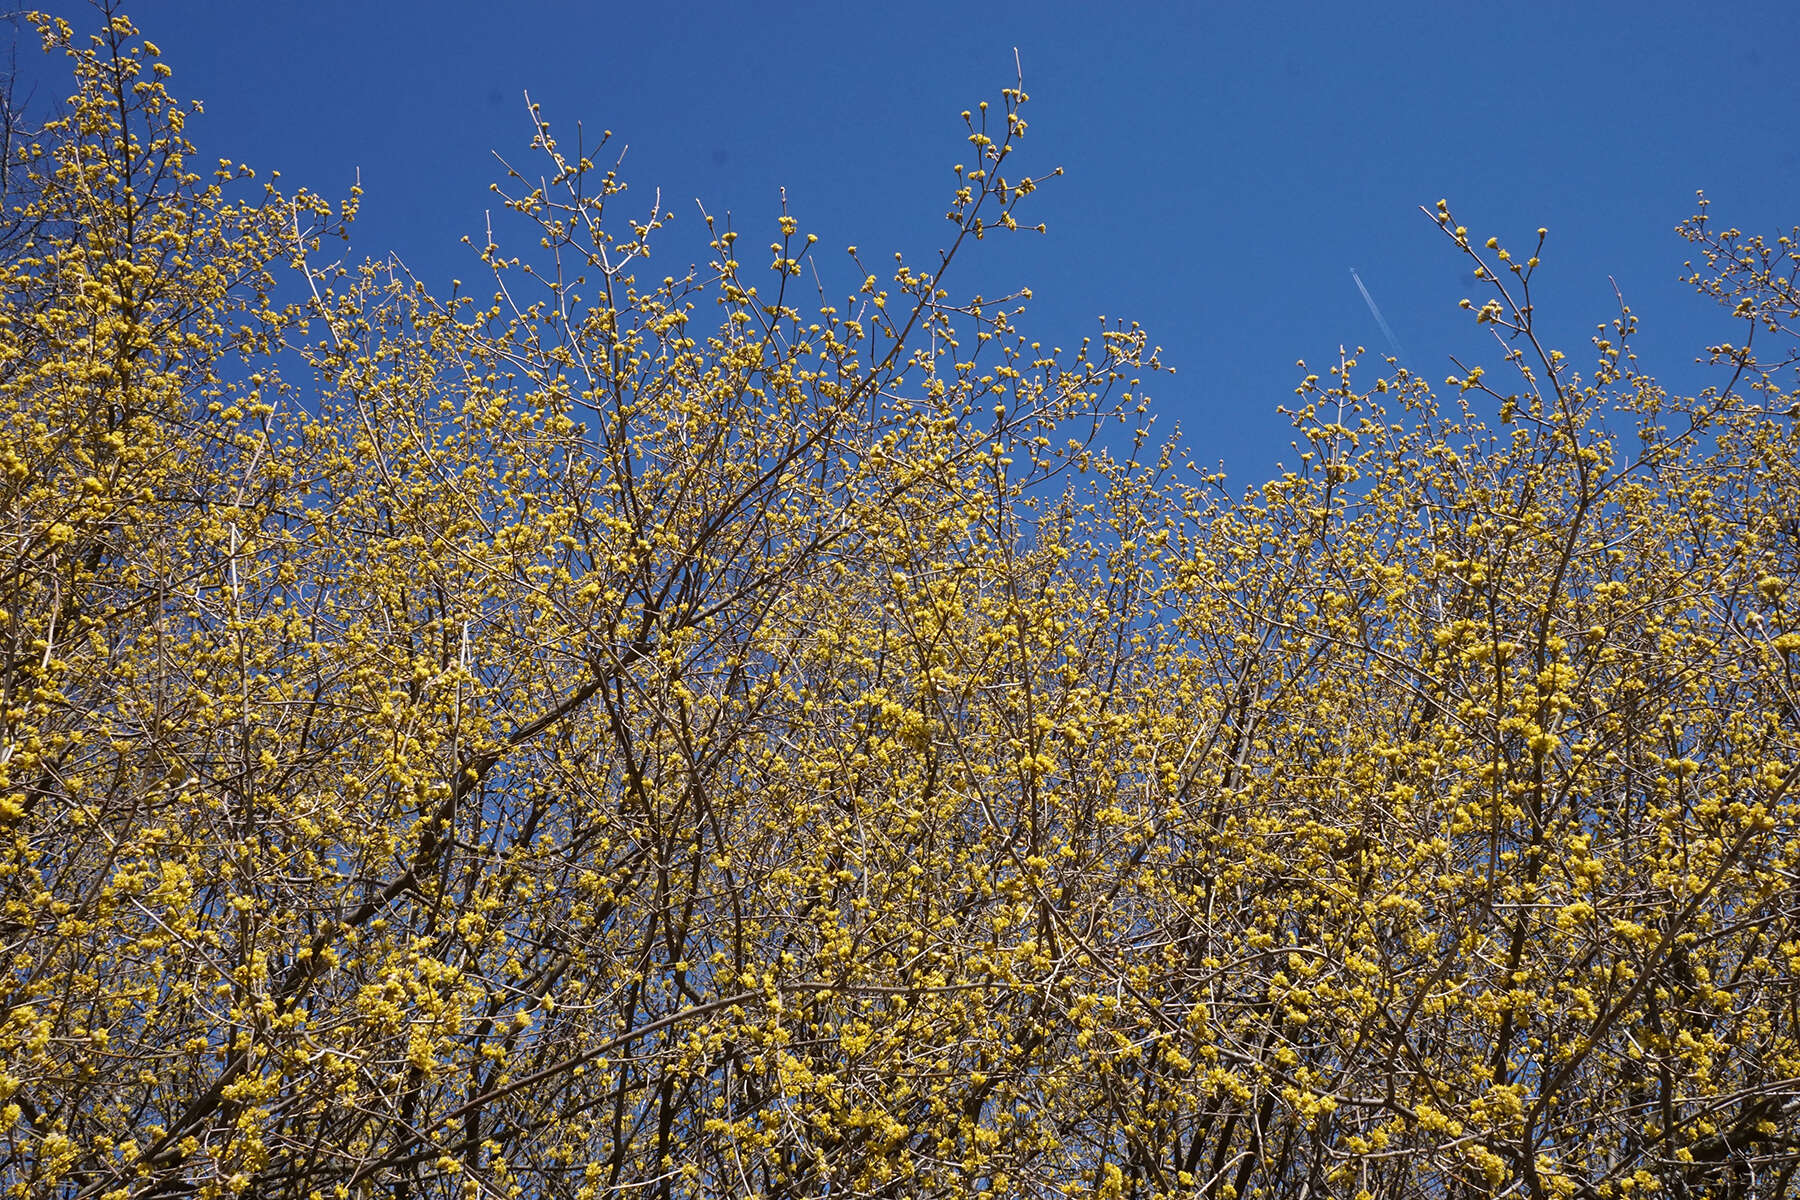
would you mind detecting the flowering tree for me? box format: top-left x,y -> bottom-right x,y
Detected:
2,10 -> 1797,1200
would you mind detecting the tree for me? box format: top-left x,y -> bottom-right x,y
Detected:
2,10 -> 1797,1200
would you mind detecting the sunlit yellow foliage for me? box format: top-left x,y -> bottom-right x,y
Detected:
3,12 -> 1798,1200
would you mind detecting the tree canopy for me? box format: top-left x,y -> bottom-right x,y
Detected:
3,11 -> 1798,1200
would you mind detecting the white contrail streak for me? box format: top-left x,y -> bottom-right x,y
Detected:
1350,267 -> 1406,360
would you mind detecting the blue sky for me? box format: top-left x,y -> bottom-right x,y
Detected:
26,1 -> 1799,479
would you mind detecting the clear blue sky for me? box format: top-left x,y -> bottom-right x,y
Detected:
26,1 -> 1800,479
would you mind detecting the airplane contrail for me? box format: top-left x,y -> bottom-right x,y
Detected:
1350,267 -> 1406,360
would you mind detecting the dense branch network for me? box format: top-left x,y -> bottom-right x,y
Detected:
2,10 -> 1798,1200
